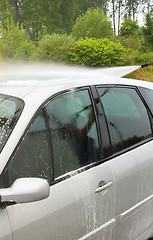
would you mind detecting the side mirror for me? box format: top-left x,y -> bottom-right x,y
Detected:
0,178 -> 50,204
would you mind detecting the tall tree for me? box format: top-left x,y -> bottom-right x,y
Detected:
117,0 -> 123,33
60,0 -> 79,33
0,0 -> 16,25
77,0 -> 108,15
19,0 -> 79,39
19,0 -> 63,39
123,0 -> 139,20
0,0 -> 79,39
110,0 -> 117,33
142,12 -> 153,49
142,0 -> 152,13
101,0 -> 109,15
14,0 -> 19,23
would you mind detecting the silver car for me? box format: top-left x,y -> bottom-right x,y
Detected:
0,64 -> 153,240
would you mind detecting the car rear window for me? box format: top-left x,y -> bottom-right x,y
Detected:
0,95 -> 24,152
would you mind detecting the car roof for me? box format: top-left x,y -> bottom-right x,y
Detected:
0,63 -> 153,103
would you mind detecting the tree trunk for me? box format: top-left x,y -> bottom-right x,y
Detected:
112,0 -> 116,34
14,0 -> 19,23
118,0 -> 121,34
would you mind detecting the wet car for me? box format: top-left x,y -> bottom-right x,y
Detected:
0,64 -> 153,240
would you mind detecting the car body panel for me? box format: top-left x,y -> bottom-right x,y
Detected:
0,209 -> 12,240
5,162 -> 115,240
111,151 -> 140,239
0,64 -> 153,240
129,142 -> 153,238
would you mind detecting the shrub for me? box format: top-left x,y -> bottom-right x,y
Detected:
0,18 -> 34,61
31,33 -> 75,62
67,38 -> 126,67
14,41 -> 35,61
121,49 -> 140,66
72,8 -> 113,40
112,36 -> 142,52
121,50 -> 153,66
134,52 -> 153,65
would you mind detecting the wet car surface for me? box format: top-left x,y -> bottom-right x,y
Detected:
0,64 -> 153,240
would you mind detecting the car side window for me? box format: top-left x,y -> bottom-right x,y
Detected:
97,87 -> 152,153
45,90 -> 99,179
4,110 -> 51,186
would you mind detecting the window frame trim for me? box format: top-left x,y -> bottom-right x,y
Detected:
137,86 -> 153,134
137,86 -> 153,117
90,85 -> 112,158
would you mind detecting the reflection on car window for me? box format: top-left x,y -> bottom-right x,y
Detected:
5,110 -> 51,186
46,90 -> 99,179
0,95 -> 23,152
98,87 -> 152,153
139,87 -> 153,114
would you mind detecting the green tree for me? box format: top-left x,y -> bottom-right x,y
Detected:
19,0 -> 80,40
77,0 -> 106,15
119,18 -> 139,37
0,0 -> 79,40
123,0 -> 139,20
72,8 -> 113,39
142,0 -> 153,13
0,0 -> 16,25
59,0 -> 79,33
0,18 -> 34,60
142,13 -> 153,50
19,0 -> 63,40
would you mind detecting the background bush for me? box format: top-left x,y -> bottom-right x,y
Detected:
121,50 -> 153,66
14,41 -> 35,61
112,36 -> 142,52
67,38 -> 126,66
31,33 -> 75,62
134,52 -> 153,64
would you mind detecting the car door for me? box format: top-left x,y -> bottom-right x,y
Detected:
97,86 -> 153,239
2,88 -> 115,240
128,86 -> 153,239
0,208 -> 12,240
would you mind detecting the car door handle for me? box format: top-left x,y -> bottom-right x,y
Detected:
95,181 -> 113,193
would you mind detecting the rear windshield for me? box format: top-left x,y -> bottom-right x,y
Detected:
0,95 -> 24,152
